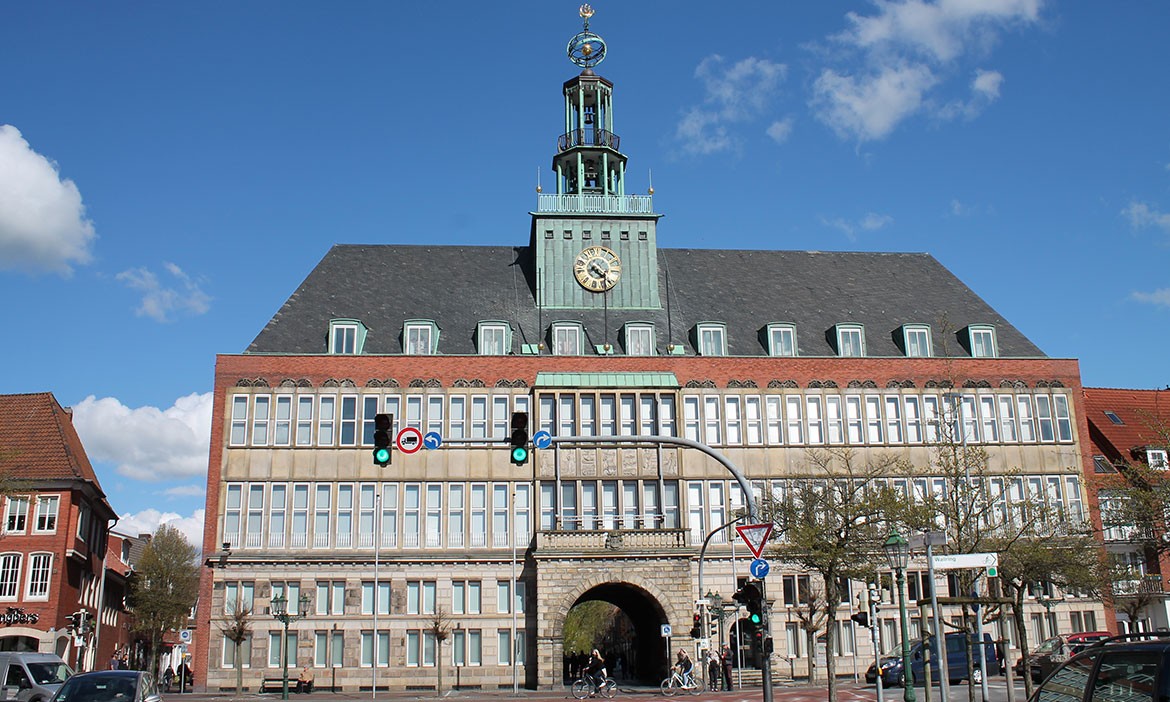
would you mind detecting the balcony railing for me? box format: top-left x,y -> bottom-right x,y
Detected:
558,128 -> 620,152
537,528 -> 690,552
536,193 -> 654,215
1113,575 -> 1167,596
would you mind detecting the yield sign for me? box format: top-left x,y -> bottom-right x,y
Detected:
736,523 -> 773,559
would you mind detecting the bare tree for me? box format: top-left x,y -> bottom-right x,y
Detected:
218,604 -> 252,698
428,607 -> 452,696
126,524 -> 201,681
791,588 -> 828,685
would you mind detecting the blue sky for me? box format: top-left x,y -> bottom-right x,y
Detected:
2,1 -> 1169,545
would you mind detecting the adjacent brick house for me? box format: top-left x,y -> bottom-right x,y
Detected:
0,392 -> 126,669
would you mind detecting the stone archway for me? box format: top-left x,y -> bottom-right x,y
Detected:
561,581 -> 671,684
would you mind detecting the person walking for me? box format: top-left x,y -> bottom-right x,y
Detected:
721,644 -> 734,691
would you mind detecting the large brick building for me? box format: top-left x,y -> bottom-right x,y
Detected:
194,7 -> 1102,691
0,392 -> 127,670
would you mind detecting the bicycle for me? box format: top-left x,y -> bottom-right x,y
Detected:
660,670 -> 704,696
571,675 -> 617,699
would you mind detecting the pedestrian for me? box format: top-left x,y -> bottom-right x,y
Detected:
707,650 -> 720,690
109,653 -> 119,670
721,644 -> 733,691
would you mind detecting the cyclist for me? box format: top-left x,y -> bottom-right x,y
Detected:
674,649 -> 694,686
586,649 -> 608,696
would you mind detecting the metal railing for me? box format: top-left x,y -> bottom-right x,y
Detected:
558,128 -> 620,152
536,193 -> 654,214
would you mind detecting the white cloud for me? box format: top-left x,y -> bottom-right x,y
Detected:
814,0 -> 1041,141
72,392 -> 212,482
116,262 -> 211,322
114,508 -> 205,551
766,118 -> 795,144
163,485 -> 206,498
1133,289 -> 1170,307
674,55 -> 787,155
820,212 -> 895,240
813,64 -> 937,141
0,125 -> 96,275
1123,201 -> 1170,234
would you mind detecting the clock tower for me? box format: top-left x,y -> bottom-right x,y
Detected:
531,4 -> 662,311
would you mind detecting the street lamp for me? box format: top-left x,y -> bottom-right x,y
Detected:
271,593 -> 311,700
884,531 -> 916,702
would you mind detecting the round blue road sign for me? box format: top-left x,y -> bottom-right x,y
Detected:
749,559 -> 770,579
423,432 -> 442,450
532,430 -> 553,450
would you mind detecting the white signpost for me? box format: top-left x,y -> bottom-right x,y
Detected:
930,552 -> 999,576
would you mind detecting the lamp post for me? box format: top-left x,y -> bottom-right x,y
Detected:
271,593 -> 311,700
884,531 -> 916,702
706,591 -> 725,649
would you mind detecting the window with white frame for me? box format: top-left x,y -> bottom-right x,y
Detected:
0,553 -> 24,600
968,325 -> 997,358
407,581 -> 437,615
316,581 -> 345,616
478,322 -> 509,355
767,324 -> 797,357
329,321 -> 358,354
230,396 -> 249,446
624,324 -> 655,356
24,553 -> 51,600
903,325 -> 932,357
223,634 -> 252,668
835,324 -> 865,357
1148,449 -> 1169,471
4,498 -> 28,534
552,323 -> 583,355
33,496 -> 58,533
361,581 -> 391,615
452,580 -> 481,615
697,324 -> 727,356
405,321 -> 437,355
361,631 -> 391,668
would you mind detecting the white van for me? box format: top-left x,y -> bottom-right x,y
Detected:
0,653 -> 72,702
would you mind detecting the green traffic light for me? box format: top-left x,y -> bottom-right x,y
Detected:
749,612 -> 762,625
511,446 -> 529,463
373,448 -> 391,466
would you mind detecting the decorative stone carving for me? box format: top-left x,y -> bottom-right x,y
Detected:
684,379 -> 717,388
727,379 -> 758,388
323,378 -> 355,388
768,379 -> 799,389
579,450 -> 597,476
620,450 -> 637,475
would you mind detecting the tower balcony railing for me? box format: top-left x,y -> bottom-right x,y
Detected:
559,128 -> 620,152
537,193 -> 654,215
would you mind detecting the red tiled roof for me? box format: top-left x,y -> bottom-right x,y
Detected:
1083,387 -> 1170,462
0,392 -> 102,483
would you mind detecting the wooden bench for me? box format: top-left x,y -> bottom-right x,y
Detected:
261,677 -> 289,693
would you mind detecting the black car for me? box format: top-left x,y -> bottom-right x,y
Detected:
1030,633 -> 1170,702
49,670 -> 162,702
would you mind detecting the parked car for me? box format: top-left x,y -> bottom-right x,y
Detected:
1015,631 -> 1112,683
0,652 -> 72,702
49,670 -> 160,702
866,631 -> 1002,687
1029,632 -> 1170,702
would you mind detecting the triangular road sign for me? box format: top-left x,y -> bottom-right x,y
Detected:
736,523 -> 773,559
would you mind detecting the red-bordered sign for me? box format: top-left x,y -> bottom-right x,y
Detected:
736,523 -> 773,559
395,427 -> 424,454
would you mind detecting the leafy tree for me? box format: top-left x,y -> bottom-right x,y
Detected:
126,524 -> 200,679
218,603 -> 252,697
762,447 -> 929,702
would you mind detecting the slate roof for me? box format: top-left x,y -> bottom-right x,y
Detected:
0,392 -> 106,485
1083,388 -> 1170,462
247,245 -> 1045,358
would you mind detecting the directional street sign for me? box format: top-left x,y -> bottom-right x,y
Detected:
660,624 -> 672,638
532,430 -> 553,450
396,427 -> 424,454
931,552 -> 999,571
423,432 -> 442,450
750,558 -> 771,579
736,523 -> 773,559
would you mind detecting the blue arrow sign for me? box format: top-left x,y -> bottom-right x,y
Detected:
749,559 -> 770,579
532,430 -> 553,450
423,432 -> 442,450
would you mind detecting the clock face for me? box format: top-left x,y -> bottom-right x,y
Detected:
573,246 -> 622,292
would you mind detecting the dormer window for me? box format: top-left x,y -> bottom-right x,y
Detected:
404,320 -> 439,355
477,321 -> 511,355
551,322 -> 583,355
767,324 -> 797,357
834,324 -> 865,357
329,319 -> 366,354
623,323 -> 655,356
1149,449 -> 1168,471
696,323 -> 727,356
902,324 -> 932,358
966,325 -> 998,358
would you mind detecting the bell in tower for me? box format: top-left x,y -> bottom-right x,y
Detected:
554,4 -> 627,198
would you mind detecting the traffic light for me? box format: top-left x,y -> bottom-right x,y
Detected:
510,412 -> 529,465
733,581 -> 764,628
373,413 -> 393,466
850,611 -> 870,628
690,613 -> 702,638
708,611 -> 719,639
77,610 -> 90,633
65,612 -> 78,632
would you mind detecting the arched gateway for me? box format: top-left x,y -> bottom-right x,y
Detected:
534,545 -> 697,689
